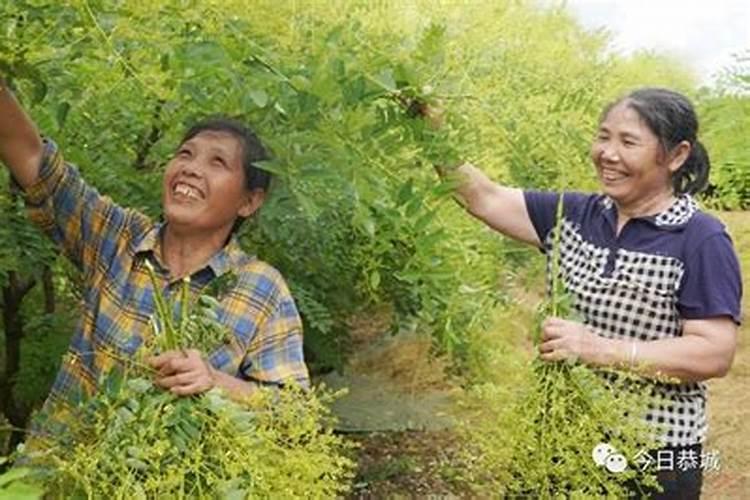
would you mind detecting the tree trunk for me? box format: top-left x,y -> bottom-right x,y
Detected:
1,271 -> 36,451
42,265 -> 55,314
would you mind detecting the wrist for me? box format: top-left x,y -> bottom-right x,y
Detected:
211,368 -> 257,400
203,359 -> 218,390
627,339 -> 639,370
593,336 -> 621,367
609,338 -> 635,369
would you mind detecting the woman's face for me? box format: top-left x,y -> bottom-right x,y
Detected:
162,131 -> 262,235
590,102 -> 679,209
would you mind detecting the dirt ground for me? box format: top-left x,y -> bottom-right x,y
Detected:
347,431 -> 465,499
703,212 -> 750,498
344,212 -> 750,499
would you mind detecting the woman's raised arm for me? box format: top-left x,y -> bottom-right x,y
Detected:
451,163 -> 541,247
0,77 -> 44,188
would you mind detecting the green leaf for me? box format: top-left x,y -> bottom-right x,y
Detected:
289,74 -> 310,91
248,89 -> 269,108
127,377 -> 152,394
0,468 -> 34,488
198,295 -> 221,310
160,52 -> 170,71
373,68 -> 396,92
414,210 -> 436,232
405,197 -> 422,217
369,270 -> 381,290
252,160 -> 285,176
124,458 -> 149,471
363,218 -> 375,238
31,78 -> 47,104
396,179 -> 414,206
0,482 -> 43,500
224,489 -> 247,500
56,101 -> 71,128
183,41 -> 226,62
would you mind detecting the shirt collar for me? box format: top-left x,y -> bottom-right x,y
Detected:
133,222 -> 249,278
599,194 -> 697,230
205,236 -> 248,277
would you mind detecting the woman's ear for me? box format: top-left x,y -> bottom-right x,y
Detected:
668,140 -> 692,173
238,188 -> 266,218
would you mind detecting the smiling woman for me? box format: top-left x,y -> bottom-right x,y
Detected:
440,87 -> 741,499
0,78 -> 310,424
161,119 -> 270,278
592,104 -> 685,229
592,89 -> 710,233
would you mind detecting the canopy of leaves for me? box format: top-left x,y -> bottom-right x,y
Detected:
0,0 -> 706,373
700,50 -> 750,209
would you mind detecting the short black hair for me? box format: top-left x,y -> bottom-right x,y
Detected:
180,117 -> 271,191
601,88 -> 710,196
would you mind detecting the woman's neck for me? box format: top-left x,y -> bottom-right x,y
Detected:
615,190 -> 676,233
161,225 -> 230,280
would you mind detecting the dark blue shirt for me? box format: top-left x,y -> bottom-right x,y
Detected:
524,191 -> 742,446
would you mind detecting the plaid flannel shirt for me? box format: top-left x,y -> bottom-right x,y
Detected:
23,139 -> 309,407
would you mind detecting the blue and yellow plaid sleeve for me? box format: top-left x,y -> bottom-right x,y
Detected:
240,291 -> 310,389
23,139 -> 148,278
204,256 -> 310,390
237,273 -> 309,389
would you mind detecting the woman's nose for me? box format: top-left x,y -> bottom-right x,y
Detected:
179,157 -> 204,178
598,143 -> 619,163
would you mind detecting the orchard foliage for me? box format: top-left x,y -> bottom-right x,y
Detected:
701,51 -> 750,209
1,0 -> 745,484
22,381 -> 353,499
2,0 -> 746,496
3,0 -> 710,377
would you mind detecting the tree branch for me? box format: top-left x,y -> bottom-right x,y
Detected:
133,99 -> 165,170
42,265 -> 55,314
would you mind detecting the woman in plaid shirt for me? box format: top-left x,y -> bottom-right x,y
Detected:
0,78 -> 309,413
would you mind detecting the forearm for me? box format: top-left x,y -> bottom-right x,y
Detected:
452,163 -> 494,215
0,77 -> 43,187
595,335 -> 732,383
449,163 -> 540,246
